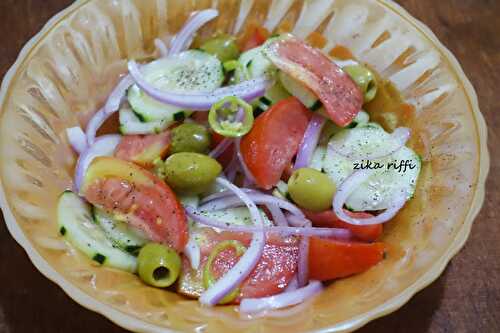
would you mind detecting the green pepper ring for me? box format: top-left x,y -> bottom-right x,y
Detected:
203,240 -> 247,304
208,96 -> 254,138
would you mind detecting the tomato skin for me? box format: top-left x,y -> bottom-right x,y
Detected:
184,229 -> 298,302
268,38 -> 363,127
303,209 -> 383,242
211,231 -> 298,301
240,97 -> 311,189
114,131 -> 171,168
308,238 -> 385,281
241,26 -> 269,51
83,157 -> 188,252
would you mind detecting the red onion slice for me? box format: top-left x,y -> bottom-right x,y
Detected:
128,60 -> 270,110
104,74 -> 135,116
239,280 -> 323,314
286,214 -> 310,228
297,221 -> 311,287
186,207 -> 351,239
200,188 -> 258,205
154,38 -> 169,58
66,127 -> 88,154
224,152 -> 240,183
184,238 -> 201,270
86,75 -> 134,144
333,169 -> 407,225
199,177 -> 266,306
209,138 -> 233,159
285,214 -> 310,287
284,276 -> 299,292
329,127 -> 411,161
235,138 -> 255,185
169,10 -> 219,55
200,193 -> 305,218
333,59 -> 359,68
74,135 -> 122,193
294,114 -> 326,170
267,203 -> 288,227
85,108 -> 108,145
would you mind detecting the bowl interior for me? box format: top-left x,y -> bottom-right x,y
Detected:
0,0 -> 487,332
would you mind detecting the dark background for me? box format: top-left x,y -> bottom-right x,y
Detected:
0,1 -> 499,332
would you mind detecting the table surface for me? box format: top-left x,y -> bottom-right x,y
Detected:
0,1 -> 498,332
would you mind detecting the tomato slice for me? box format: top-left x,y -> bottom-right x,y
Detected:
114,131 -> 171,168
211,232 -> 298,300
241,26 -> 269,51
308,237 -> 385,281
180,229 -> 298,302
265,37 -> 363,127
240,97 -> 311,189
303,209 -> 383,242
82,157 -> 188,251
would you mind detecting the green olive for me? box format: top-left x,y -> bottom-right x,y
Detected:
200,34 -> 240,63
344,65 -> 378,103
288,168 -> 336,212
170,123 -> 211,154
164,152 -> 222,194
137,243 -> 181,288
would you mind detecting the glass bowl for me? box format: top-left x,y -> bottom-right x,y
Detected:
0,0 -> 488,332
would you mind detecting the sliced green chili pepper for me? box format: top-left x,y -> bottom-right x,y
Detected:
343,65 -> 378,103
209,96 -> 254,138
223,60 -> 241,72
223,60 -> 248,83
203,240 -> 246,304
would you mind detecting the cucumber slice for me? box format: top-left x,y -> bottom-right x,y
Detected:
279,71 -> 319,109
236,46 -> 276,80
128,50 -> 224,122
92,208 -> 147,255
196,207 -> 273,229
352,111 -> 370,127
310,145 -> 327,171
119,106 -> 169,135
57,191 -> 137,272
323,124 -> 421,211
179,194 -> 200,209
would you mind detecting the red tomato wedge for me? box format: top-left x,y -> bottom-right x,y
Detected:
114,131 -> 171,168
240,97 -> 311,189
181,229 -> 298,302
303,209 -> 383,242
82,157 -> 188,252
208,232 -> 298,300
264,37 -> 363,127
309,237 -> 385,281
241,26 -> 269,51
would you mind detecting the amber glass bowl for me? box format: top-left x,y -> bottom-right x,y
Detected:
0,0 -> 488,332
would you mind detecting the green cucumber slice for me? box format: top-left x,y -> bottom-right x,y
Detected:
128,50 -> 224,122
57,191 -> 137,272
323,124 -> 421,211
279,71 -> 318,109
119,106 -> 169,135
92,208 -> 147,255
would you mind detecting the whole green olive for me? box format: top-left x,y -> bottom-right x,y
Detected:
344,65 -> 378,103
137,243 -> 181,288
288,168 -> 336,212
170,123 -> 211,154
200,34 -> 240,63
164,152 -> 222,194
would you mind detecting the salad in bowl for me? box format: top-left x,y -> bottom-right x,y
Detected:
60,8 -> 421,314
0,0 -> 487,331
